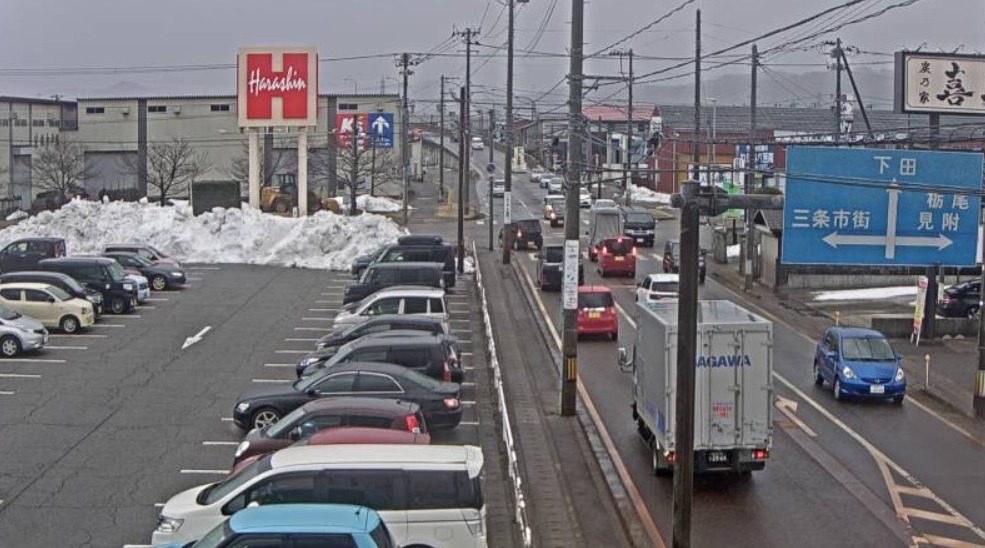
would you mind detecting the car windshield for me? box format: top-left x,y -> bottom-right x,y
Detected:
0,305 -> 21,321
626,213 -> 653,224
651,282 -> 679,293
129,254 -> 154,267
189,521 -> 232,548
199,454 -> 273,505
48,286 -> 72,301
603,239 -> 633,254
579,292 -> 613,308
517,220 -> 540,233
548,199 -> 565,210
841,337 -> 896,361
265,405 -> 308,438
669,242 -> 680,260
544,248 -> 563,262
107,263 -> 127,282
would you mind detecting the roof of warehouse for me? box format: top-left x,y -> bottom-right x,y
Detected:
76,93 -> 399,101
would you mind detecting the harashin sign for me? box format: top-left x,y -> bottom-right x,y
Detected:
237,46 -> 319,128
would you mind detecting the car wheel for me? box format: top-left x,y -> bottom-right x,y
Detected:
251,408 -> 281,429
109,296 -> 127,314
273,200 -> 289,214
893,394 -> 905,405
0,335 -> 21,358
150,274 -> 168,291
610,331 -> 618,341
60,315 -> 80,334
813,361 -> 824,386
833,377 -> 843,401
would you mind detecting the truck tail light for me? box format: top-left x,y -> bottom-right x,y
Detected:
404,414 -> 422,434
666,451 -> 676,464
753,448 -> 769,460
443,397 -> 461,409
517,228 -> 523,238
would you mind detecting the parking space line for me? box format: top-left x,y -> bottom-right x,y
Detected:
145,298 -> 170,302
202,441 -> 239,446
314,300 -> 338,304
44,345 -> 88,350
220,417 -> 233,422
294,327 -> 327,331
460,400 -> 476,406
126,315 -> 143,319
265,363 -> 296,368
0,358 -> 66,363
49,334 -> 108,338
461,352 -> 474,356
0,391 -> 15,395
285,338 -> 318,342
91,324 -> 126,328
186,277 -> 204,282
460,382 -> 475,387
135,306 -> 156,310
180,469 -> 229,475
321,292 -> 343,296
0,373 -> 41,379
253,378 -> 291,384
308,309 -> 337,312
301,317 -> 334,321
123,544 -> 153,548
154,503 -> 165,508
186,267 -> 221,271
459,421 -> 480,426
274,350 -> 308,354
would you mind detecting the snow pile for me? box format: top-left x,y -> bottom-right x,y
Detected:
5,210 -> 27,222
627,184 -> 672,206
0,199 -> 401,271
727,244 -> 741,259
813,286 -> 917,302
463,256 -> 476,274
357,195 -> 401,212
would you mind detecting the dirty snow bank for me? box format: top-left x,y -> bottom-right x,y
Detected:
627,184 -> 672,206
0,199 -> 401,271
357,195 -> 402,212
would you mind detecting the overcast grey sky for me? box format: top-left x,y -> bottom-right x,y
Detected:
1,0 -> 982,112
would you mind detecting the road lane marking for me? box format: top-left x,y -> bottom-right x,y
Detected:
294,327 -> 327,331
308,309 -> 337,312
0,373 -> 41,378
49,334 -> 107,338
275,350 -> 308,354
145,298 -> 170,302
314,300 -> 338,304
0,358 -> 65,363
202,441 -> 239,446
135,305 -> 156,310
44,345 -> 87,350
321,292 -> 342,296
301,317 -> 335,321
180,469 -> 229,475
253,379 -> 292,384
0,391 -> 15,395
186,267 -> 221,270
515,259 -> 665,548
774,396 -> 817,437
220,417 -> 233,422
186,277 -> 204,282
91,324 -> 126,328
265,363 -> 296,368
285,338 -> 318,342
459,421 -> 480,426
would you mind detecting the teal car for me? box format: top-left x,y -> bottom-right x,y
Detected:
156,504 -> 394,548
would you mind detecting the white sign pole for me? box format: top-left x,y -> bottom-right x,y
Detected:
504,190 -> 512,226
298,128 -> 309,217
562,239 -> 580,310
248,130 -> 260,210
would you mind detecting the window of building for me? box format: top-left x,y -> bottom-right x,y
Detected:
47,119 -> 60,127
85,107 -> 105,114
148,105 -> 167,113
14,119 -> 26,127
210,104 -> 231,112
0,120 -> 7,127
338,103 -> 359,111
32,119 -> 44,127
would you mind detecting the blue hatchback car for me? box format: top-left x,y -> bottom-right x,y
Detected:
814,326 -> 906,404
156,503 -> 395,548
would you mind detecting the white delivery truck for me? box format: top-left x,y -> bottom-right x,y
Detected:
621,300 -> 773,474
587,207 -> 623,262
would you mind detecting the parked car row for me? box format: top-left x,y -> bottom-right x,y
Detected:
153,236 -> 485,547
0,239 -> 185,355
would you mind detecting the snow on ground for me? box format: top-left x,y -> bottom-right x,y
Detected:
727,244 -> 740,259
5,210 -> 27,222
0,199 -> 401,271
627,184 -> 672,206
357,194 -> 401,212
813,286 -> 917,302
463,256 -> 476,274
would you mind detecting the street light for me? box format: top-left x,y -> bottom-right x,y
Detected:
343,78 -> 359,95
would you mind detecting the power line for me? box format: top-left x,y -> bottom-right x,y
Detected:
589,0 -> 697,57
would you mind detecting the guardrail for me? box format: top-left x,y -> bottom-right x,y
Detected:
471,241 -> 533,547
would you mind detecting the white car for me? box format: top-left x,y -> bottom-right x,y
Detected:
492,178 -> 505,197
636,273 -> 680,303
471,137 -> 485,151
547,178 -> 564,194
530,167 -> 546,183
0,282 -> 95,333
579,187 -> 593,208
592,198 -> 617,210
333,286 -> 449,329
125,274 -> 150,303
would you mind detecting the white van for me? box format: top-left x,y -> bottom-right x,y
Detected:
152,444 -> 487,547
333,286 -> 449,329
470,136 -> 485,151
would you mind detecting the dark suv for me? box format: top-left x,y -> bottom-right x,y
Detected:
499,219 -> 543,250
38,257 -> 137,313
622,207 -> 656,247
360,243 -> 456,288
301,332 -> 463,382
350,234 -> 444,278
0,238 -> 66,273
536,245 -> 584,291
343,262 -> 444,305
662,240 -> 707,284
939,280 -> 981,318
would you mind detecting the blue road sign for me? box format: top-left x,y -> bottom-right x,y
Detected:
486,162 -> 496,175
367,113 -> 394,148
782,147 -> 983,267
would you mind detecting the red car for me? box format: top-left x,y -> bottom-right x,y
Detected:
577,286 -> 618,340
229,427 -> 431,476
597,237 -> 636,278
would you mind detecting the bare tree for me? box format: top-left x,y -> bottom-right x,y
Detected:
32,137 -> 96,197
227,140 -> 293,195
122,138 -> 210,206
318,136 -> 397,214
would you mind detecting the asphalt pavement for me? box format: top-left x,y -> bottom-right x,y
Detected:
0,262 -> 502,547
485,144 -> 985,547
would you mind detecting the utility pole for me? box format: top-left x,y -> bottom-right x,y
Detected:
397,53 -> 416,225
349,126 -> 360,216
454,27 -> 480,213
834,37 -> 843,141
674,11 -> 700,548
502,0 -> 517,263
439,75 -> 447,202
839,47 -> 873,137
744,45 -> 759,293
457,87 -> 467,274
560,0 -> 584,417
488,107 -> 495,251
626,49 -> 634,206
978,207 -> 985,417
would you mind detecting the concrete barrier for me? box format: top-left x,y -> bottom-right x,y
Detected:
871,314 -> 977,338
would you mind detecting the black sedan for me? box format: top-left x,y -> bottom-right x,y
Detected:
939,280 -> 982,318
315,314 -> 448,351
103,251 -> 187,291
233,361 -> 463,431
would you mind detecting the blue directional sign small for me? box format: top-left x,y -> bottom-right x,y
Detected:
782,147 -> 983,267
367,113 -> 394,148
486,163 -> 496,174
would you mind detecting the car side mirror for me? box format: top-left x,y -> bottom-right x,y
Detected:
305,388 -> 318,396
895,352 -> 903,362
288,426 -> 302,441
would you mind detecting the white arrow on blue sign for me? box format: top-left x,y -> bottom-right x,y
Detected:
367,113 -> 394,148
782,147 -> 983,267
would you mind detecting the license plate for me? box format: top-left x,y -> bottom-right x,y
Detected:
614,256 -> 624,262
869,385 -> 885,394
636,238 -> 644,243
588,312 -> 600,319
707,451 -> 728,463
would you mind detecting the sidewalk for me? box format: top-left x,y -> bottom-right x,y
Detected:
710,261 -> 985,421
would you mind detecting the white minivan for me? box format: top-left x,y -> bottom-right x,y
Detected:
153,444 -> 487,547
333,286 -> 449,329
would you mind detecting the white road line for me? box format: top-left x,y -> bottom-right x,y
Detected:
265,363 -> 296,368
135,306 -> 156,310
459,421 -> 480,426
460,400 -> 476,405
186,267 -> 221,271
202,441 -> 239,446
450,319 -> 470,323
123,544 -> 153,548
44,345 -> 88,350
180,469 -> 229,475
92,324 -> 126,328
186,277 -> 204,282
0,373 -> 41,379
253,378 -> 291,384
285,338 -> 318,342
461,352 -> 474,356
0,358 -> 65,364
582,220 -> 590,225
308,309 -> 337,312
220,417 -> 233,422
145,298 -> 170,302
294,327 -> 327,331
127,314 -> 143,319
154,503 -> 165,508
463,366 -> 475,371
314,300 -> 338,304
460,382 -> 476,386
49,334 -> 108,338
302,317 -> 335,321
0,391 -> 15,395
275,350 -> 309,354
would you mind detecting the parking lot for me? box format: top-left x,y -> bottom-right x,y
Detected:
0,264 -> 492,547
